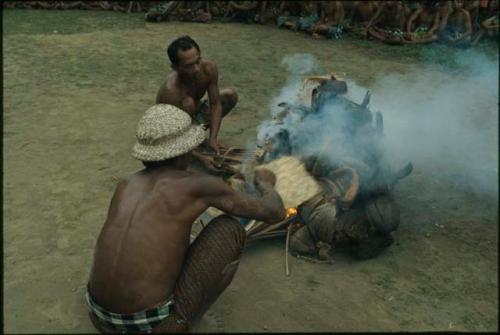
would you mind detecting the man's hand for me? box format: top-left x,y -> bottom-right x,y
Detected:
208,138 -> 220,155
254,169 -> 277,188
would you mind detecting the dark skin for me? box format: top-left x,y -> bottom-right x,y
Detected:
346,1 -> 379,27
280,1 -> 318,31
438,0 -> 454,30
156,47 -> 238,155
404,2 -> 441,44
308,1 -> 345,38
440,0 -> 473,44
89,153 -> 285,314
365,1 -> 407,43
465,0 -> 480,25
257,1 -> 283,24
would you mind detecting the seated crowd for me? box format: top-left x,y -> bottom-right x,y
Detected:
4,1 -> 498,46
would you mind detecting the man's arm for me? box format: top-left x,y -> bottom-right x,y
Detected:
195,170 -> 286,224
365,3 -> 384,35
460,10 -> 473,39
406,8 -> 422,33
439,6 -> 450,31
156,83 -> 166,104
429,11 -> 441,34
206,62 -> 223,154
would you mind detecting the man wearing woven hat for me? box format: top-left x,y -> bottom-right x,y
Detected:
87,104 -> 285,333
156,35 -> 238,157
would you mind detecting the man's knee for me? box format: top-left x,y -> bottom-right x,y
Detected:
221,88 -> 238,113
180,96 -> 197,115
208,215 -> 246,247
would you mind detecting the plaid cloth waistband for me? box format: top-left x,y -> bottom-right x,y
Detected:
86,287 -> 174,333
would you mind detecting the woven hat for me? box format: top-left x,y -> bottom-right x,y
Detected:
132,104 -> 206,161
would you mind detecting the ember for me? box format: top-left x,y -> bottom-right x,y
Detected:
285,207 -> 298,219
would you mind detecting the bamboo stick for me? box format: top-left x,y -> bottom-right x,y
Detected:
285,223 -> 292,276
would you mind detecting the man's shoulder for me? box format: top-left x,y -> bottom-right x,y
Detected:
202,59 -> 218,74
158,72 -> 180,96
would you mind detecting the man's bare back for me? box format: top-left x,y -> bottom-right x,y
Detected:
87,105 -> 285,333
89,166 -> 284,314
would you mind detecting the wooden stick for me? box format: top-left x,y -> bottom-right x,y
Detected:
285,223 -> 292,276
244,220 -> 257,232
294,254 -> 334,264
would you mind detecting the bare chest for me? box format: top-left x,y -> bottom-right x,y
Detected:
418,11 -> 436,27
448,12 -> 466,31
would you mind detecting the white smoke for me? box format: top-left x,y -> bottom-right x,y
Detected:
369,51 -> 498,196
256,51 -> 498,197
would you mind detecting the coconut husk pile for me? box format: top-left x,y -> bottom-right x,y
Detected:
257,156 -> 323,208
225,156 -> 322,244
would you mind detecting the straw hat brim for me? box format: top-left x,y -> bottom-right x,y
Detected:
132,124 -> 206,162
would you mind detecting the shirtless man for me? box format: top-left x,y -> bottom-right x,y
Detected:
465,0 -> 481,28
156,36 -> 238,155
404,0 -> 442,44
349,1 -> 379,27
472,0 -> 499,44
225,1 -> 259,23
278,1 -> 320,32
87,104 -> 286,334
440,0 -> 473,47
308,1 -> 345,39
256,0 -> 283,24
365,1 -> 407,44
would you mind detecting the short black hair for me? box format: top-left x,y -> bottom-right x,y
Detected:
167,35 -> 201,66
142,159 -> 172,169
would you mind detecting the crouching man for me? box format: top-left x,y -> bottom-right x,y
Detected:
86,104 -> 285,333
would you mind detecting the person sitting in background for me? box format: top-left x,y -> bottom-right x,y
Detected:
256,0 -> 283,24
404,0 -> 442,44
465,0 -> 481,28
438,0 -> 454,31
224,1 -> 259,23
87,104 -> 285,334
472,0 -> 498,44
365,0 -> 407,44
347,1 -> 380,28
308,1 -> 346,39
173,1 -> 212,23
278,1 -> 320,32
206,1 -> 230,19
340,1 -> 379,38
440,0 -> 473,47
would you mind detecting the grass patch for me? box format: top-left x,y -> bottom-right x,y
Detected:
2,9 -> 145,35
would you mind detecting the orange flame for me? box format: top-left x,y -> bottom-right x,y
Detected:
285,207 -> 298,219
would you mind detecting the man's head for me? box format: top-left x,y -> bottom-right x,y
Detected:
423,0 -> 440,10
167,35 -> 202,78
453,0 -> 464,9
132,104 -> 205,169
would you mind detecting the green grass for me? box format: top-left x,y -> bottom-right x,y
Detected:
2,8 -> 145,35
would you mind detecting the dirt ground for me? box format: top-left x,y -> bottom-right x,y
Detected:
3,10 -> 498,333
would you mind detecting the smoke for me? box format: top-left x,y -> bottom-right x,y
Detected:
369,51 -> 498,197
256,51 -> 498,197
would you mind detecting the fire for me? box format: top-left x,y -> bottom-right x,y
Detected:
285,207 -> 298,219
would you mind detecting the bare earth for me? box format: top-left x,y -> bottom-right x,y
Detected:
3,11 -> 498,333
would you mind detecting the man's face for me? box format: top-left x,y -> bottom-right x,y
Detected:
175,47 -> 201,78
